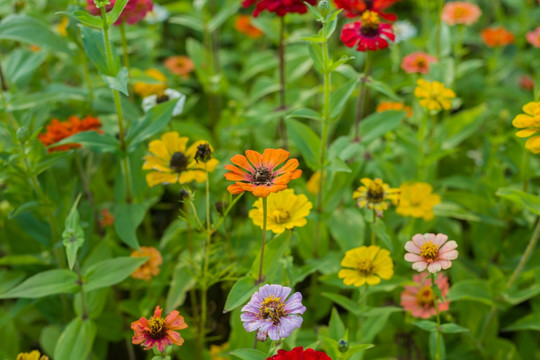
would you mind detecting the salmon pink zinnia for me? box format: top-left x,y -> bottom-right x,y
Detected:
131,306 -> 188,352
526,27 -> 540,48
404,233 -> 458,273
441,1 -> 481,26
341,10 -> 395,52
400,272 -> 450,319
401,52 -> 437,74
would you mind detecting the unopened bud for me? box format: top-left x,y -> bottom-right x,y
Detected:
179,189 -> 191,203
318,0 -> 330,16
338,339 -> 349,353
17,126 -> 29,143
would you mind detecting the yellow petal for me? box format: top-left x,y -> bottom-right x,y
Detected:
146,172 -> 178,187
525,136 -> 540,154
516,129 -> 538,138
512,114 -> 534,128
522,102 -> 539,116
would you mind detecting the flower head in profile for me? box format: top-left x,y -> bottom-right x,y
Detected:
395,182 -> 440,220
401,272 -> 450,319
376,101 -> 413,117
249,189 -> 312,234
131,305 -> 188,352
86,0 -> 153,25
393,20 -> 417,43
341,10 -> 395,52
401,52 -> 437,74
353,178 -> 399,217
38,115 -> 103,153
339,245 -> 394,286
225,148 -> 301,198
243,0 -> 316,17
405,233 -> 458,273
268,347 -> 332,360
415,79 -> 455,112
142,88 -> 186,117
130,246 -> 163,280
481,26 -> 514,47
512,102 -> 540,153
16,351 -> 49,360
334,0 -> 400,21
241,284 -> 306,341
526,26 -> 540,48
441,1 -> 481,26
133,68 -> 167,98
164,56 -> 195,78
234,15 -> 263,38
143,132 -> 219,187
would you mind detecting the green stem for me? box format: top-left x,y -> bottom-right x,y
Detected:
119,21 -> 130,77
75,261 -> 89,320
358,284 -> 368,341
354,52 -> 372,141
199,166 -> 212,360
278,15 -> 288,149
257,197 -> 268,283
431,273 -> 442,360
212,193 -> 244,233
507,217 -> 540,288
436,0 -> 443,59
80,48 -> 94,103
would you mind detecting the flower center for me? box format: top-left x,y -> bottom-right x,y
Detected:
156,94 -> 170,103
360,10 -> 380,36
146,317 -> 167,339
414,57 -> 427,69
416,285 -> 434,307
169,152 -> 188,172
356,258 -> 374,275
367,182 -> 385,203
420,240 -> 439,262
453,7 -> 468,19
272,209 -> 290,224
259,295 -> 285,325
253,167 -> 273,186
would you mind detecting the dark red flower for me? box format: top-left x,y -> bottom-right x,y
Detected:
340,10 -> 395,52
243,0 -> 316,17
268,347 -> 332,360
86,0 -> 153,25
334,0 -> 400,21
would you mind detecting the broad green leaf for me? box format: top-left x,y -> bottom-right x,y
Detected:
504,312 -> 540,332
101,67 -> 129,95
287,108 -> 322,122
1,88 -> 87,111
366,78 -> 401,101
286,118 -> 321,170
113,203 -> 146,249
414,320 -> 438,332
330,78 -> 357,120
307,43 -> 324,73
429,330 -> 446,360
166,263 -> 196,312
208,0 -> 240,32
446,279 -> 494,305
83,257 -> 148,292
321,292 -> 361,316
186,38 -> 208,86
62,194 -> 84,270
441,104 -> 486,150
3,49 -> 46,87
329,308 -> 346,339
168,15 -> 204,32
229,349 -> 267,360
54,318 -> 96,360
54,131 -> 120,153
327,208 -> 365,251
440,323 -> 469,334
0,269 -> 78,299
107,0 -> 128,25
81,26 -> 119,75
496,187 -> 540,216
56,10 -> 102,29
250,232 -> 289,280
0,269 -> 25,294
357,110 -> 405,143
224,276 -> 258,313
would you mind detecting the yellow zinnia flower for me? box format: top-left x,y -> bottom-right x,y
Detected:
414,79 -> 456,112
133,68 -> 168,98
210,342 -> 229,360
395,182 -> 441,221
16,350 -> 49,360
249,189 -> 312,234
143,131 -> 219,187
353,178 -> 400,217
338,245 -> 394,286
57,16 -> 69,37
306,171 -> 321,194
512,101 -> 540,153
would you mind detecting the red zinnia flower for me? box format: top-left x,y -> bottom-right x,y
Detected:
334,0 -> 400,21
86,0 -> 153,25
341,10 -> 395,52
224,148 -> 301,198
267,347 -> 332,360
38,115 -> 103,153
243,0 -> 316,17
131,306 -> 188,352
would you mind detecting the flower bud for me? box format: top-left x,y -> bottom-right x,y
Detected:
179,189 -> 191,203
338,339 -> 349,353
16,126 -> 29,144
318,0 -> 330,16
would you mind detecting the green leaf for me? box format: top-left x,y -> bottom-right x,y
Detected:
504,312 -> 540,332
101,67 -> 129,95
0,269 -> 78,299
168,15 -> 204,32
440,323 -> 469,334
307,43 -> 324,73
56,10 -> 102,29
62,194 -> 84,270
446,279 -> 494,305
413,320 -> 438,332
107,0 -> 128,25
83,257 -> 148,292
330,78 -> 358,120
357,110 -> 405,143
126,100 -> 177,152
365,78 -> 401,101
371,217 -> 393,252
429,330 -> 446,360
304,2 -> 324,21
287,108 -> 322,122
208,0 -> 240,32
329,307 -> 346,339
113,203 -> 146,249
321,292 -> 361,316
496,187 -> 540,216
53,131 -> 120,153
229,349 -> 268,360
81,26 -> 118,75
286,119 -> 321,170
166,263 -> 196,312
54,318 -> 96,360
250,232 -> 289,280
224,276 -> 258,313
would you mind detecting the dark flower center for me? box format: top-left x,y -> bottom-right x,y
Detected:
366,182 -> 385,203
146,317 -> 167,339
259,295 -> 286,325
195,143 -> 212,163
360,10 -> 380,36
156,94 -> 169,103
416,285 -> 435,307
170,152 -> 188,172
253,167 -> 273,186
356,258 -> 374,275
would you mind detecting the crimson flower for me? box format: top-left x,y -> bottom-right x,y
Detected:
243,0 -> 316,17
267,347 -> 332,360
334,0 -> 400,21
341,10 -> 395,52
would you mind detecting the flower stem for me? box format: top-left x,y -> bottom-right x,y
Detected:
257,197 -> 268,283
199,166 -> 212,360
278,15 -> 288,149
431,272 -> 442,360
436,0 -> 443,59
354,52 -> 372,141
75,261 -> 89,320
119,21 -> 130,77
507,217 -> 540,288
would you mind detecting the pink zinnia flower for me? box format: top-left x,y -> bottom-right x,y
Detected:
401,52 -> 437,74
86,0 -> 153,25
131,306 -> 188,352
243,0 -> 316,17
400,272 -> 450,319
404,233 -> 458,273
441,1 -> 481,26
526,27 -> 540,48
341,10 -> 395,52
519,75 -> 535,91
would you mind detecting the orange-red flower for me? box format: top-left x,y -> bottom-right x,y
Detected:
164,56 -> 194,78
481,26 -> 514,47
224,148 -> 302,198
376,101 -> 413,117
234,15 -> 263,39
131,306 -> 188,352
38,115 -> 103,152
130,246 -> 163,280
401,52 -> 437,74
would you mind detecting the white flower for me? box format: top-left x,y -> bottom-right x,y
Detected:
142,89 -> 186,117
144,4 -> 169,24
393,20 -> 417,44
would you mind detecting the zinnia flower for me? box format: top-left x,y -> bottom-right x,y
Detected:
353,178 -> 399,217
57,16 -> 69,37
249,189 -> 312,234
86,0 -> 153,25
341,10 -> 395,52
512,102 -> 540,153
526,26 -> 540,48
393,20 -> 417,43
376,101 -> 413,117
338,245 -> 394,286
145,3 -> 169,24
142,88 -> 186,117
268,347 -> 332,360
131,305 -> 188,352
16,351 -> 49,360
143,132 -> 219,187
241,284 -> 306,341
243,0 -> 316,17
224,148 -> 301,198
414,79 -> 456,112
334,0 -> 400,21
404,233 -> 458,273
401,52 -> 437,74
400,272 -> 450,319
164,56 -> 195,78
130,246 -> 163,280
395,182 -> 440,221
481,26 -> 514,47
441,1 -> 481,26
38,115 -> 103,153
234,15 -> 264,38
133,68 -> 167,98
519,76 -> 535,91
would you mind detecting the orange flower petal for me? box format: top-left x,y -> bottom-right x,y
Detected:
262,148 -> 289,169
231,154 -> 254,172
245,150 -> 263,168
227,183 -> 245,194
252,186 -> 270,197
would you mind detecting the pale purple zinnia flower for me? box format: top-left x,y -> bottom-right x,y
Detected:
240,284 -> 306,341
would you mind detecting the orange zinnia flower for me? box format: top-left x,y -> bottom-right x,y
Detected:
234,15 -> 263,38
164,56 -> 195,78
131,305 -> 188,352
130,246 -> 163,280
38,115 -> 103,152
376,101 -> 413,117
481,26 -> 514,47
224,148 -> 302,198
